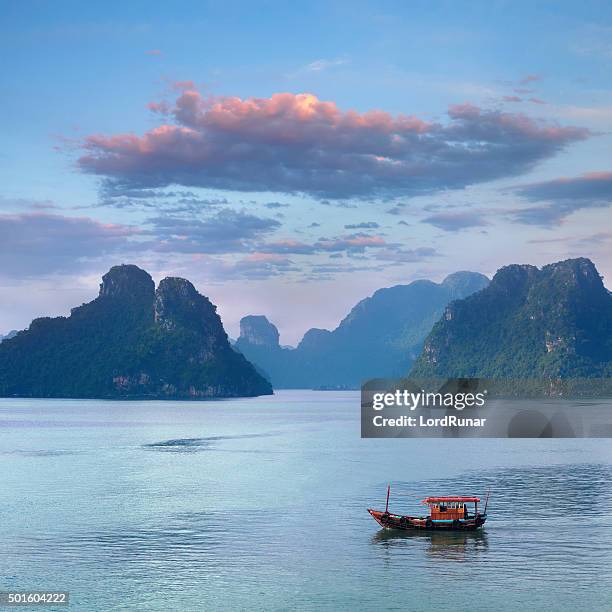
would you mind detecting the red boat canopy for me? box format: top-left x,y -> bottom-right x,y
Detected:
422,496 -> 480,504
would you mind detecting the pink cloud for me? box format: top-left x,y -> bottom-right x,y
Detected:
520,74 -> 541,84
145,49 -> 162,56
78,89 -> 590,199
147,101 -> 171,114
259,233 -> 390,255
244,252 -> 288,262
258,240 -> 313,254
316,234 -> 386,251
502,95 -> 522,103
520,170 -> 612,191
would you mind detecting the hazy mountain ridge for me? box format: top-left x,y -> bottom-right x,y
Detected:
0,265 -> 272,399
235,271 -> 490,388
3,258 -> 606,397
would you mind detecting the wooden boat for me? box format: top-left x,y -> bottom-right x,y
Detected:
368,486 -> 488,531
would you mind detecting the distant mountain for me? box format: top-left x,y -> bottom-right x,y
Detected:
411,258 -> 612,380
233,316 -> 293,384
0,265 -> 272,399
235,271 -> 489,388
0,330 -> 18,343
239,315 -> 281,347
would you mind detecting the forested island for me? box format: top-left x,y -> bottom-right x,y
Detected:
0,265 -> 272,399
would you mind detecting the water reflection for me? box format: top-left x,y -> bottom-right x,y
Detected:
3,392 -> 612,611
372,528 -> 488,562
368,461 -> 612,585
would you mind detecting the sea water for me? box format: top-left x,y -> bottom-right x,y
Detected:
1,391 -> 611,611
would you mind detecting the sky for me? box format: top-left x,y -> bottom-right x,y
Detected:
1,0 -> 611,345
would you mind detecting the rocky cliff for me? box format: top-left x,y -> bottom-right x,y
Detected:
0,265 -> 272,399
411,258 -> 612,380
238,316 -> 280,347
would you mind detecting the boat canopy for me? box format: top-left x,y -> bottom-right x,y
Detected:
422,496 -> 480,504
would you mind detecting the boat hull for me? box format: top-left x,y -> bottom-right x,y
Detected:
368,509 -> 486,531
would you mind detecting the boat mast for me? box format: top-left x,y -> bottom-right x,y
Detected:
385,484 -> 390,513
484,488 -> 491,514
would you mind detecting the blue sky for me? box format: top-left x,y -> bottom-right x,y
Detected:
1,1 -> 611,343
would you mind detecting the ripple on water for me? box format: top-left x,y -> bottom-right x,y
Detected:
367,462 -> 612,590
142,432 -> 280,452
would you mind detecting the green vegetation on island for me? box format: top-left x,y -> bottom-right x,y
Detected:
410,258 -> 612,392
0,265 -> 272,399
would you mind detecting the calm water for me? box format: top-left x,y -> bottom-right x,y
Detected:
1,391 -> 611,611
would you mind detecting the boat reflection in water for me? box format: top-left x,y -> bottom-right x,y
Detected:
371,528 -> 489,562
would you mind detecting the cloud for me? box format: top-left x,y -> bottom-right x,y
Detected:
529,97 -> 547,105
520,74 -> 541,84
172,80 -> 196,90
307,263 -> 378,277
145,49 -> 162,56
0,213 -> 139,277
163,250 -> 302,283
422,211 -> 488,231
0,197 -> 58,212
344,221 -> 380,229
193,252 -> 300,280
77,89 -> 590,199
302,57 -> 349,72
264,201 -> 290,209
95,184 -> 230,213
0,208 -> 296,283
316,233 -> 387,252
257,240 -> 317,255
576,231 -> 612,245
260,232 -> 391,255
148,208 -> 281,253
253,234 -> 437,271
512,171 -> 612,225
306,249 -> 438,277
0,210 -> 420,284
373,246 -> 438,262
554,104 -> 612,128
503,95 -> 522,103
517,171 -> 612,201
229,254 -> 298,279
